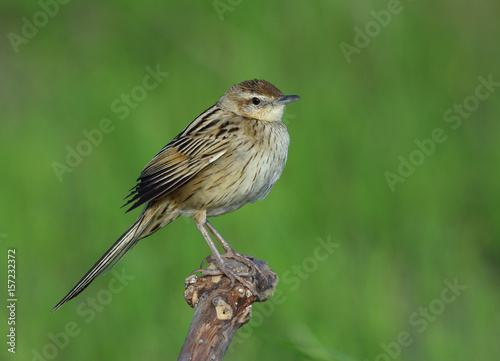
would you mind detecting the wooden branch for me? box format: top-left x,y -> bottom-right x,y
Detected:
178,257 -> 278,361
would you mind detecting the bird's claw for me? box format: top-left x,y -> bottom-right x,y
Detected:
222,251 -> 268,285
192,253 -> 262,300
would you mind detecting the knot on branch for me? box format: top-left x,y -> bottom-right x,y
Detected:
178,257 -> 278,361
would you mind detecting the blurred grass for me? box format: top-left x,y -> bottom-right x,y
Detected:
1,0 -> 499,360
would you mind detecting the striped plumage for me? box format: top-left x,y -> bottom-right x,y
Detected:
52,79 -> 299,311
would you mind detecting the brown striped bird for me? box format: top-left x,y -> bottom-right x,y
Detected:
52,79 -> 300,311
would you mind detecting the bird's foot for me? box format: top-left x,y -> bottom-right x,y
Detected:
200,251 -> 267,281
192,254 -> 262,299
222,251 -> 269,286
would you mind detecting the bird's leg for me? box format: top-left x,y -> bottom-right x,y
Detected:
205,220 -> 238,252
193,221 -> 259,296
195,221 -> 226,267
205,220 -> 267,284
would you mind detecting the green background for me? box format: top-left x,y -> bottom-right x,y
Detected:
1,1 -> 499,360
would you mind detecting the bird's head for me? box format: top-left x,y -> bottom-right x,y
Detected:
217,79 -> 300,122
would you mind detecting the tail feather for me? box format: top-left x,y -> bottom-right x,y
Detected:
52,212 -> 152,311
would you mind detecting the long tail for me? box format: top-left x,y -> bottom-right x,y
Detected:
52,204 -> 176,311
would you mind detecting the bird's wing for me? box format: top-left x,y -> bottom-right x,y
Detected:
123,116 -> 231,212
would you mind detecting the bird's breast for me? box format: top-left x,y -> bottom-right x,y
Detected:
174,121 -> 289,218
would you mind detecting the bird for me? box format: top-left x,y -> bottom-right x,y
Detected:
52,79 -> 300,311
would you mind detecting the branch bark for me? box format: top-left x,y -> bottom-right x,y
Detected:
178,257 -> 278,361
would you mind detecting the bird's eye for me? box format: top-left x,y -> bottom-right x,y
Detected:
251,97 -> 261,105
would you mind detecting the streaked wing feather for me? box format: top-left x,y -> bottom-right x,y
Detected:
124,133 -> 229,212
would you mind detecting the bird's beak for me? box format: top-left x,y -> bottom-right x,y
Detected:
273,94 -> 301,105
